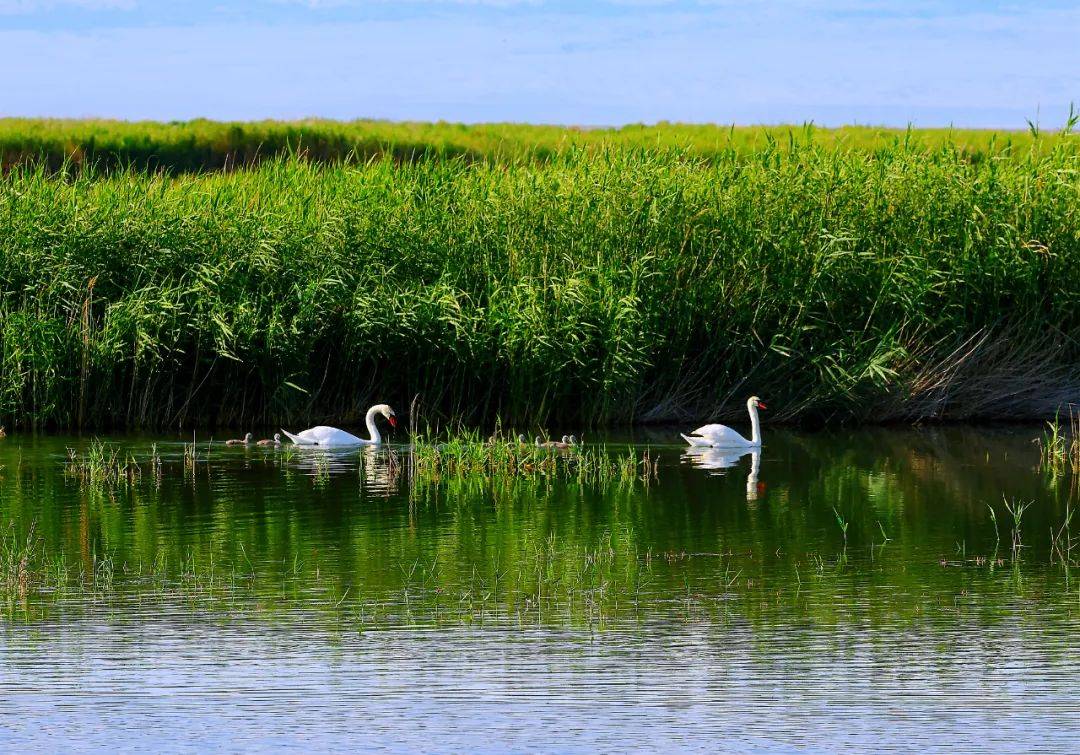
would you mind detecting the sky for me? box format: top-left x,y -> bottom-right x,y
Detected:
1,1 -> 1077,127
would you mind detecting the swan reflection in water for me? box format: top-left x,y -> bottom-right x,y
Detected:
681,447 -> 764,501
285,445 -> 402,496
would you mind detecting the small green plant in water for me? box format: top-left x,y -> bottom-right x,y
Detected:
64,441 -> 141,486
1038,409 -> 1080,477
832,507 -> 849,545
1002,497 -> 1032,562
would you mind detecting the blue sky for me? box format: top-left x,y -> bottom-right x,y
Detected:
1,1 -> 1077,127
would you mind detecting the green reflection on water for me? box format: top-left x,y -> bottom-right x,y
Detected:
1,427 -> 1077,629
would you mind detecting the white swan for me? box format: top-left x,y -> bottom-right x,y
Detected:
282,404 -> 397,447
681,396 -> 766,448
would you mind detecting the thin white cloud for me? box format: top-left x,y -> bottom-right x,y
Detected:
274,0 -> 543,7
0,0 -> 134,13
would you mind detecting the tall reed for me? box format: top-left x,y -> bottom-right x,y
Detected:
1,129 -> 1078,429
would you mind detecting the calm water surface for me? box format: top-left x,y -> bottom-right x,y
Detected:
1,427 -> 1078,751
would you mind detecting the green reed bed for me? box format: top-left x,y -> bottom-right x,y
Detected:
1,128 -> 1078,431
0,118 -> 1054,174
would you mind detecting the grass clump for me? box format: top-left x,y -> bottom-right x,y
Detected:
1,522 -> 68,601
64,441 -> 141,486
1039,409 -> 1080,475
410,431 -> 657,486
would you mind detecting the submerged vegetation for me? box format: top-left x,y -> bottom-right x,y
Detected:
1,118 -> 1078,430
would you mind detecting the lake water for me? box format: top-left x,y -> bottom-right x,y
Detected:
1,427 -> 1078,751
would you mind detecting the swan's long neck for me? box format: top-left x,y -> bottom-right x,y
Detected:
748,404 -> 761,446
365,406 -> 382,444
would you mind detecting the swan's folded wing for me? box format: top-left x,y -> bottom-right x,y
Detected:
281,429 -> 317,445
691,424 -> 730,437
691,423 -> 752,446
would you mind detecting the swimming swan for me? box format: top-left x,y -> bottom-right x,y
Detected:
282,404 -> 397,447
681,396 -> 766,448
226,432 -> 253,446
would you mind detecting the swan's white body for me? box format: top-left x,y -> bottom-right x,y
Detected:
681,397 -> 765,448
282,404 -> 397,447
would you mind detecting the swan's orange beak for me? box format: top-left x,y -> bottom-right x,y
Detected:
757,401 -> 767,411
388,416 -> 398,428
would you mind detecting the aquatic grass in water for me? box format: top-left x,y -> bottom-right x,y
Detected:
1,522 -> 44,599
56,431 -> 658,494
409,430 -> 658,486
1002,498 -> 1032,561
0,519 -> 263,608
64,440 -> 141,486
1039,409 -> 1080,475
